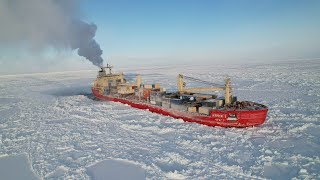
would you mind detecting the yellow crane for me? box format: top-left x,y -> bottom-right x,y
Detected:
177,74 -> 232,105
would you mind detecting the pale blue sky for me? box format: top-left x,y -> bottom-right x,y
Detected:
1,0 -> 320,74
86,0 -> 320,64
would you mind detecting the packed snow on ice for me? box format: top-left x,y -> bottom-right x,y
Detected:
0,60 -> 319,179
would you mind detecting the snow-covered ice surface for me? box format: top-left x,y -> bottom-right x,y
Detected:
0,154 -> 40,180
86,159 -> 146,180
0,61 -> 319,179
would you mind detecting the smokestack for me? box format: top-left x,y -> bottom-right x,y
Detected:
0,0 -> 104,67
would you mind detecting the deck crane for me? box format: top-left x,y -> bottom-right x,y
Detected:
177,74 -> 233,105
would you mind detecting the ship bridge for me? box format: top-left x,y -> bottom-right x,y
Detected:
94,64 -> 126,89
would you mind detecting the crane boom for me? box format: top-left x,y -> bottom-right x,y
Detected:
177,74 -> 233,105
182,87 -> 225,93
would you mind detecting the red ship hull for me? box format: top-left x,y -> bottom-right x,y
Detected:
92,88 -> 268,128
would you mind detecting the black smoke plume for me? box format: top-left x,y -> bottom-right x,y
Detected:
0,0 -> 104,67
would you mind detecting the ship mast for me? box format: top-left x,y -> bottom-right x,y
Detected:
105,64 -> 113,74
224,77 -> 232,105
